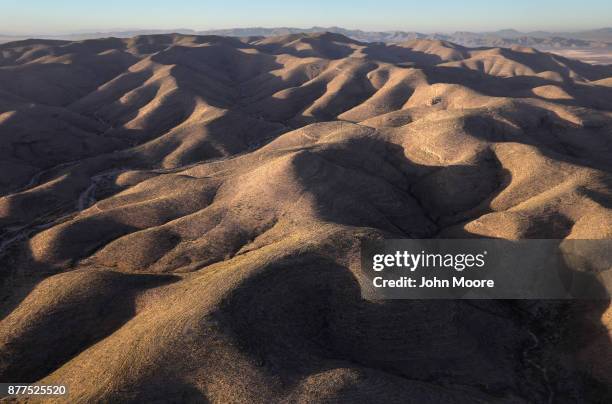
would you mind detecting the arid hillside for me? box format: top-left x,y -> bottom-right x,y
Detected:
1,33 -> 611,402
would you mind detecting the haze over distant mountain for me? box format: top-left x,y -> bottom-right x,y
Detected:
198,26 -> 612,47
4,26 -> 612,46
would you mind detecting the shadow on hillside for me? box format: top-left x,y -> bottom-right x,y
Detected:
217,251 -> 610,402
0,247 -> 180,382
0,130 -> 609,400
234,135 -> 609,399
287,136 -> 506,234
422,65 -> 612,111
363,43 -> 444,65
254,34 -> 356,60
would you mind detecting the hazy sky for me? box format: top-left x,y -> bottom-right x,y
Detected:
1,0 -> 610,34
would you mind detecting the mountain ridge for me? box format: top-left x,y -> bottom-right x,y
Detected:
3,25 -> 612,46
0,32 -> 611,402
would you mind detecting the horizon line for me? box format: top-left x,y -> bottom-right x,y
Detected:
2,25 -> 611,37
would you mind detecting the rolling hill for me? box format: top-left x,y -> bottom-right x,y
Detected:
0,32 -> 611,402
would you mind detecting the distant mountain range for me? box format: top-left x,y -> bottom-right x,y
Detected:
2,27 -> 612,49
198,27 -> 612,48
